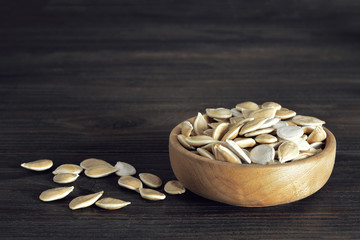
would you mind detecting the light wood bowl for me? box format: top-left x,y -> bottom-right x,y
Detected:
169,117 -> 336,207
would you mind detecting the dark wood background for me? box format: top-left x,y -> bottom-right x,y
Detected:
0,0 -> 359,239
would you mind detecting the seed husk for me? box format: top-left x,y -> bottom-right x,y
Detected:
275,109 -> 296,119
208,122 -> 222,129
69,191 -> 104,210
185,135 -> 216,147
212,122 -> 229,140
95,197 -> 131,210
244,127 -> 274,137
233,137 -> 256,148
277,126 -> 304,140
80,158 -> 112,169
181,121 -> 193,137
249,108 -> 276,119
235,101 -> 259,111
239,118 -> 267,135
278,141 -> 299,163
164,180 -> 186,195
229,116 -> 245,125
139,173 -> 162,188
206,108 -> 232,119
52,164 -> 83,175
85,165 -> 117,178
39,186 -> 74,202
53,173 -> 79,184
261,102 -> 282,110
197,148 -> 216,160
225,140 -> 251,163
194,112 -> 208,135
177,134 -> 195,150
307,126 -> 327,144
114,161 -> 136,176
250,145 -> 275,165
292,115 -> 326,126
21,159 -> 53,171
255,134 -> 277,144
213,117 -> 229,123
139,188 -> 166,201
118,175 -> 143,192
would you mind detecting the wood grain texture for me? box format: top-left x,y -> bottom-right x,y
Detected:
0,0 -> 360,239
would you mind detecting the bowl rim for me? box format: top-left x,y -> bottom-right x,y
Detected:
169,117 -> 336,169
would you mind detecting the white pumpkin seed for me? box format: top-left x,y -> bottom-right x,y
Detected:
255,134 -> 277,144
52,164 -> 83,175
276,126 -> 304,140
261,102 -> 282,110
307,126 -> 327,144
235,101 -> 259,111
225,140 -> 251,163
139,188 -> 166,201
233,137 -> 256,148
95,197 -> 131,210
272,121 -> 288,129
118,176 -> 143,192
139,173 -> 162,188
177,134 -> 195,150
69,191 -> 104,210
80,158 -> 112,169
250,145 -> 275,165
292,115 -> 325,126
21,159 -> 53,171
39,186 -> 74,202
249,108 -> 276,119
239,118 -> 267,135
310,141 -> 325,149
185,135 -> 216,147
206,108 -> 232,119
193,112 -> 208,135
260,118 -> 280,129
244,127 -> 274,137
53,173 -> 79,184
114,161 -> 136,176
278,141 -> 299,163
164,180 -> 186,195
84,165 -> 117,178
181,121 -> 193,137
197,148 -> 216,160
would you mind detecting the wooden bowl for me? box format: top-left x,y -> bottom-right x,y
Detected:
169,117 -> 336,207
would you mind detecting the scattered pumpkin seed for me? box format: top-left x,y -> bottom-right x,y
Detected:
114,161 -> 136,176
52,164 -> 83,175
39,186 -> 74,202
197,147 -> 216,160
261,102 -> 282,110
250,145 -> 275,165
69,191 -> 104,210
80,158 -> 112,169
164,180 -> 186,195
139,173 -> 162,188
118,175 -> 143,192
278,141 -> 299,163
194,112 -> 208,135
21,159 -> 53,171
95,197 -> 131,210
53,173 -> 79,184
139,188 -> 166,201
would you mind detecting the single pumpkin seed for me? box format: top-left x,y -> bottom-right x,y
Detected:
95,197 -> 131,210
278,141 -> 299,163
212,122 -> 229,140
292,115 -> 326,126
139,173 -> 162,188
53,173 -> 79,184
221,123 -> 243,141
239,118 -> 267,135
291,137 -> 311,151
114,161 -> 136,176
139,188 -> 166,201
118,175 -> 143,192
275,109 -> 296,119
197,148 -> 216,160
185,135 -> 216,147
272,121 -> 288,129
310,141 -> 325,149
249,108 -> 276,119
39,186 -> 74,202
230,108 -> 243,117
276,126 -> 304,140
177,134 -> 195,150
181,121 -> 193,137
261,102 -> 282,110
260,118 -> 280,129
244,127 -> 274,137
233,137 -> 256,148
80,158 -> 112,169
193,112 -> 208,135
206,108 -> 232,119
52,164 -> 83,175
229,116 -> 245,125
225,139 -> 251,163
216,144 -> 242,164
302,125 -> 316,134
85,165 -> 117,178
255,134 -> 278,144
164,180 -> 186,195
21,159 -> 53,171
250,145 -> 275,165
69,191 -> 104,210
307,126 -> 327,144
203,128 -> 214,136
235,101 -> 259,111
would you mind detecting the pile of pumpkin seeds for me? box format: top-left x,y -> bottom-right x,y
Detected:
177,101 -> 327,165
21,158 -> 185,210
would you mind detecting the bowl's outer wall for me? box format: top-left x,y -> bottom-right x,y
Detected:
169,119 -> 336,207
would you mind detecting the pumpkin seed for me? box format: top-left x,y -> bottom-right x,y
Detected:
21,159 -> 53,171
225,140 -> 251,163
255,134 -> 277,144
239,118 -> 267,135
197,148 -> 216,160
275,109 -> 296,119
139,188 -> 166,201
84,165 -> 117,178
212,122 -> 229,140
276,126 -> 304,140
95,197 -> 131,210
193,112 -> 208,135
53,173 -> 79,184
241,109 -> 254,118
278,141 -> 299,163
260,118 -> 280,129
229,116 -> 245,125
249,108 -> 276,119
203,128 -> 214,136
250,145 -> 275,165
52,164 -> 83,175
230,108 -> 243,117
164,180 -> 186,195
80,158 -> 112,169
291,137 -> 311,151
114,161 -> 136,176
69,191 -> 104,210
244,127 -> 274,137
206,108 -> 232,119
307,126 -> 327,144
139,173 -> 162,188
39,186 -> 74,202
216,144 -> 242,164
272,121 -> 288,129
261,102 -> 282,110
302,125 -> 316,134
177,134 -> 195,150
118,175 -> 143,192
292,115 -> 325,126
208,122 -> 222,129
185,135 -> 216,147
221,123 -> 243,141
233,137 -> 256,148
181,121 -> 193,137
235,101 -> 259,111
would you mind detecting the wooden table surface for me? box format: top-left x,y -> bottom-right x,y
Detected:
1,0 -> 359,239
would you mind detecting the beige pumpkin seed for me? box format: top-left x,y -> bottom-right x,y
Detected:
225,140 -> 251,163
278,141 -> 299,163
185,135 -> 216,147
260,118 -> 280,129
249,108 -> 276,119
139,188 -> 166,201
52,164 -> 83,175
310,141 -> 325,149
291,137 -> 311,151
203,128 -> 214,136
216,144 -> 242,164
213,117 -> 229,123
193,112 -> 208,135
275,109 -> 296,119
244,127 -> 274,137
221,123 -> 243,141
197,148 -> 215,160
255,134 -> 277,144
53,173 -> 79,184
80,158 -> 112,169
302,125 -> 316,134
235,101 -> 259,111
69,191 -> 104,210
118,176 -> 143,192
164,180 -> 186,195
95,197 -> 131,210
277,126 -> 304,140
212,122 -> 229,140
261,102 -> 282,110
177,134 -> 195,150
21,159 -> 53,171
181,121 -> 193,137
233,137 -> 256,148
114,161 -> 136,176
292,115 -> 326,126
230,108 -> 243,117
139,173 -> 162,188
85,165 -> 117,178
250,145 -> 275,165
307,126 -> 327,144
284,121 -> 297,126
239,118 -> 267,135
208,122 -> 222,129
206,108 -> 232,119
39,186 -> 74,202
229,116 -> 245,125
